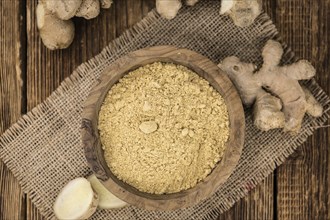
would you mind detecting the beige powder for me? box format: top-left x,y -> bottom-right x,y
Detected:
98,62 -> 229,194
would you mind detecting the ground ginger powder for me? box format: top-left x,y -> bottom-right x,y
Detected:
98,62 -> 229,194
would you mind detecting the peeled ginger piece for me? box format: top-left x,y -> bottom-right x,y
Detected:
88,174 -> 128,209
54,178 -> 98,220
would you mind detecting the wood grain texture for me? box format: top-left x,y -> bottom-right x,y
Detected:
0,1 -> 25,137
274,0 -> 330,219
0,0 -> 26,220
0,0 -> 329,219
218,174 -> 274,220
81,46 -> 245,210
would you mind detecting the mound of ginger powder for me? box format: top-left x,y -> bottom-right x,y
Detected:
98,62 -> 229,194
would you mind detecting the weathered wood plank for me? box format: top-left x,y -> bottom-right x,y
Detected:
26,195 -> 43,220
126,0 -> 143,27
275,0 -> 330,219
0,0 -> 26,219
218,175 -> 274,220
142,0 -> 155,16
0,0 -> 26,139
114,0 -> 128,38
0,162 -> 26,220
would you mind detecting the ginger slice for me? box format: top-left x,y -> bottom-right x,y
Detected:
88,175 -> 127,209
54,178 -> 98,220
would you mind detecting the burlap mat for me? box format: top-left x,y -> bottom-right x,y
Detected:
1,1 -> 329,219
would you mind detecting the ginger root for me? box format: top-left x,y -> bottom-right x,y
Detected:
44,0 -> 83,20
36,3 -> 75,50
37,0 -> 112,50
253,91 -> 285,131
219,40 -> 323,134
156,0 -> 261,27
156,0 -> 182,20
76,0 -> 101,19
38,0 -> 262,48
220,0 -> 262,27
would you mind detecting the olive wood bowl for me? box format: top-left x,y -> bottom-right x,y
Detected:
81,46 -> 245,211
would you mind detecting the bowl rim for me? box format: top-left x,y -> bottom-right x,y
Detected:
81,45 -> 245,211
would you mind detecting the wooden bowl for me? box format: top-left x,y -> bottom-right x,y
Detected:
81,46 -> 245,211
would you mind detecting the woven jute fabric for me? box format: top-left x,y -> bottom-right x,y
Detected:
1,1 -> 329,219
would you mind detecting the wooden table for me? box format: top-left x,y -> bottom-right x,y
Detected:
0,0 -> 329,219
